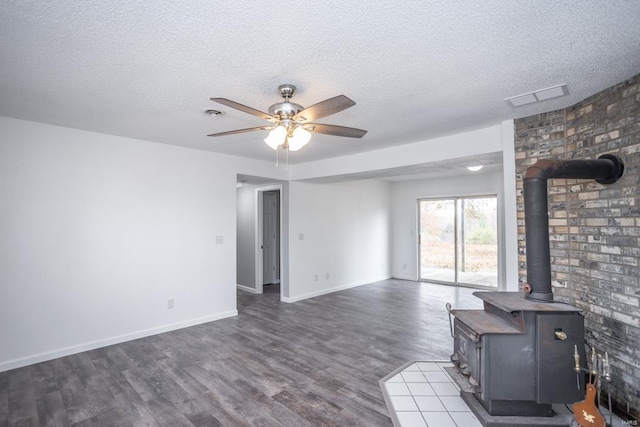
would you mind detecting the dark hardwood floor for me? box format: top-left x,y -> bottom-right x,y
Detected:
1,279 -> 483,426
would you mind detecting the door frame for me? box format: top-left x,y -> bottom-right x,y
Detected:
417,194 -> 499,289
255,184 -> 283,295
261,190 -> 279,286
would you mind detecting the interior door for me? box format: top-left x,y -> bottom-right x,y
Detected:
262,191 -> 278,285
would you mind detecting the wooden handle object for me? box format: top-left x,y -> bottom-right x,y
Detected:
573,383 -> 605,427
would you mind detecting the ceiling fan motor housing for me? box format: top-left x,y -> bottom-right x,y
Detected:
268,101 -> 304,117
269,84 -> 303,118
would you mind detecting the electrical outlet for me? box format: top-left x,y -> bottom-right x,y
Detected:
325,273 -> 330,280
314,274 -> 319,282
167,298 -> 174,309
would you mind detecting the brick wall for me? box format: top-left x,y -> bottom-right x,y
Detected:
514,73 -> 640,418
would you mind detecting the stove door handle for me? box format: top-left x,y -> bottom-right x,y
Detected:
554,331 -> 568,340
446,303 -> 455,338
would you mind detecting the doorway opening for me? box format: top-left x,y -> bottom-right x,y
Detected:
418,195 -> 498,288
256,185 -> 283,296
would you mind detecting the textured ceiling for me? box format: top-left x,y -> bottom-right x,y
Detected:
2,1 -> 640,165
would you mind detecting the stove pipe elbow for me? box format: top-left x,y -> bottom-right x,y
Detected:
523,154 -> 624,302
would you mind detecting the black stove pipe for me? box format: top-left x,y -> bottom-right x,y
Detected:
523,154 -> 624,302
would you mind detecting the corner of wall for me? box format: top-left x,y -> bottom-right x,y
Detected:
501,119 -> 518,291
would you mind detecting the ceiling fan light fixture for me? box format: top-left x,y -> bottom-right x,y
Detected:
264,125 -> 287,150
209,84 -> 366,157
287,127 -> 312,151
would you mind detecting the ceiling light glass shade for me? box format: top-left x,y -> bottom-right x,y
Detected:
264,125 -> 287,150
287,127 -> 312,151
467,165 -> 483,172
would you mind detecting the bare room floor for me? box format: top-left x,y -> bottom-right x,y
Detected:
0,280 -> 482,426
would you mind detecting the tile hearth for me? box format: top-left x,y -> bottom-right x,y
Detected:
379,361 -> 627,427
380,361 -> 481,427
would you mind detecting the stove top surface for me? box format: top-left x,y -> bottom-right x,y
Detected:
473,291 -> 581,313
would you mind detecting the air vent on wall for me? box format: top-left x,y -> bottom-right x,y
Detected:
505,84 -> 568,107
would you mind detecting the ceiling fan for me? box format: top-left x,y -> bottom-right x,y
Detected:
207,84 -> 367,152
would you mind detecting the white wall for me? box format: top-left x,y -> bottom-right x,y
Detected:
500,120 -> 518,288
390,171 -> 512,289
236,184 -> 257,291
287,179 -> 391,302
0,117 -> 282,371
288,125 -> 503,181
0,116 -> 518,370
291,120 -> 518,291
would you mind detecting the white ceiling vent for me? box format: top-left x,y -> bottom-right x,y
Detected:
505,84 -> 568,107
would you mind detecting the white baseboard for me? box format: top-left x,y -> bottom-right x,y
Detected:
392,274 -> 418,281
282,275 -> 391,303
0,310 -> 238,373
237,284 -> 259,294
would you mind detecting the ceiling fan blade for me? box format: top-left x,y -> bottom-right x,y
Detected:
210,98 -> 276,122
207,126 -> 273,137
306,123 -> 367,138
293,95 -> 355,122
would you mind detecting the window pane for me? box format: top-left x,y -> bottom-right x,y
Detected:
420,199 -> 456,283
458,197 -> 498,287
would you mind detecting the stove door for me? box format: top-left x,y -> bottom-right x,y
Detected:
453,319 -> 481,388
536,313 -> 586,403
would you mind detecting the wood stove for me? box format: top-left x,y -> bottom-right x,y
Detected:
449,155 -> 625,421
451,292 -> 586,416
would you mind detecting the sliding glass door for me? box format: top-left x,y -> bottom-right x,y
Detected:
419,199 -> 456,283
419,196 -> 498,288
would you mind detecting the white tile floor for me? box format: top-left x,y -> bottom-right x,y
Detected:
380,361 -> 482,427
380,361 -> 630,427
